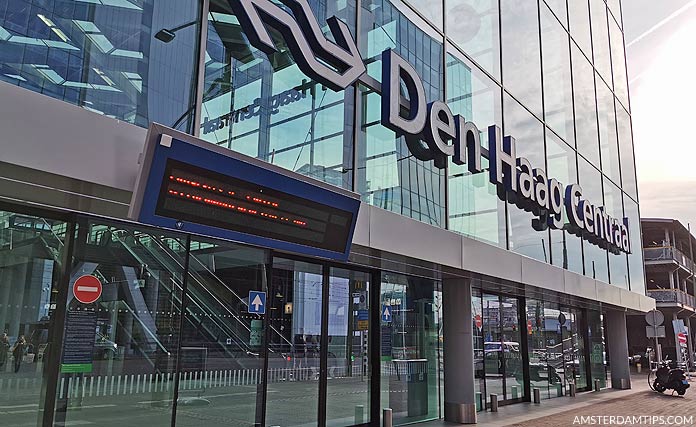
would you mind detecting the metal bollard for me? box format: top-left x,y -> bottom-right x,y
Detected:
533,388 -> 541,404
636,363 -> 642,374
489,393 -> 498,412
383,408 -> 393,427
569,383 -> 576,397
594,379 -> 601,392
355,405 -> 364,424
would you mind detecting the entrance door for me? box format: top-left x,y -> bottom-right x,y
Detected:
482,293 -> 525,406
265,258 -> 324,426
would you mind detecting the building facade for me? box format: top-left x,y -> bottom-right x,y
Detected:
0,0 -> 653,426
627,219 -> 696,368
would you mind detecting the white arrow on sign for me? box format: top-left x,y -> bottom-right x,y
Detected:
252,294 -> 264,311
383,306 -> 391,319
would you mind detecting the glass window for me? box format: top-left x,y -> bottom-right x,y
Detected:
572,44 -> 601,167
178,238 -> 267,426
544,0 -> 568,29
546,131 -> 583,275
405,0 -> 443,30
610,19 -> 629,111
200,0 -> 355,189
55,220 -> 186,426
617,105 -> 637,200
482,294 -> 503,403
604,179 -> 628,288
446,50 -> 506,247
578,157 -> 608,282
446,0 -> 500,79
568,0 -> 592,58
541,4 -> 574,145
504,95 -> 548,263
501,296 -> 523,401
597,79 -> 620,184
501,0 -> 542,117
607,0 -> 622,28
327,268 -> 371,427
571,309 -> 588,390
589,0 -> 612,85
266,258 -> 323,426
624,197 -> 646,294
0,0 -> 201,131
0,210 -> 68,426
380,273 -> 440,425
358,0 -> 446,227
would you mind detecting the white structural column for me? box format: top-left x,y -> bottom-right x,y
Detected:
443,278 -> 476,424
606,309 -> 631,389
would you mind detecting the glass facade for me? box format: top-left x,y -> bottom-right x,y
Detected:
0,0 -> 644,292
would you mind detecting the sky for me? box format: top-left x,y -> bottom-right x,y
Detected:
622,0 -> 696,226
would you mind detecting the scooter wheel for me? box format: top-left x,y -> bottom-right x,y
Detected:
654,382 -> 666,393
677,388 -> 687,396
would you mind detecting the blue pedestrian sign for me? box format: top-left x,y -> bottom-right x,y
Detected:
248,291 -> 266,314
381,305 -> 392,323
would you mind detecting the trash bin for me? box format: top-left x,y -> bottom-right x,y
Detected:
391,359 -> 429,417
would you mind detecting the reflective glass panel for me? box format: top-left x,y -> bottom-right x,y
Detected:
501,0 -> 542,117
0,210 -> 68,426
504,95 -> 548,263
545,0 -> 568,28
472,289 -> 485,410
590,0 -> 612,85
446,50 -> 506,247
578,157 -> 609,282
266,258 -> 323,426
572,309 -> 588,390
597,79 -> 620,184
604,179 -> 628,288
624,197 -> 646,294
327,268 -> 371,427
200,0 -> 355,189
358,0 -> 445,227
55,220 -> 185,426
501,296 -> 523,401
482,294 -> 503,405
177,238 -> 267,426
541,4 -> 575,145
568,0 -> 592,58
446,0 -> 500,79
380,273 -> 440,425
546,131 -> 583,274
0,0 -> 200,131
405,0 -> 443,29
572,44 -> 601,167
610,19 -> 629,108
617,105 -> 637,200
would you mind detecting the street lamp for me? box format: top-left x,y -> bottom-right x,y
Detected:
154,20 -> 197,43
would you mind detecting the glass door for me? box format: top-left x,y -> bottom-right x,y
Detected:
482,293 -> 525,405
265,258 -> 324,426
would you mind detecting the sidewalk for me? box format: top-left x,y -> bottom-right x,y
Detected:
419,374 -> 696,427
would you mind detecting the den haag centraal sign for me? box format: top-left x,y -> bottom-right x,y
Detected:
228,0 -> 631,255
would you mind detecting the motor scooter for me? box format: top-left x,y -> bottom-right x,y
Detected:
649,359 -> 689,395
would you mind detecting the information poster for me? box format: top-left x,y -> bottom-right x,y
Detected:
61,309 -> 97,373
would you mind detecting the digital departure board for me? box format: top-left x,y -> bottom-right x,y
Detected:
129,124 -> 361,260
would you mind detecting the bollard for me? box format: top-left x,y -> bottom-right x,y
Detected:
556,382 -> 563,397
383,408 -> 393,427
533,387 -> 541,404
636,363 -> 642,374
594,379 -> 601,392
569,383 -> 576,397
475,392 -> 482,411
355,405 -> 364,424
489,393 -> 498,412
511,385 -> 518,399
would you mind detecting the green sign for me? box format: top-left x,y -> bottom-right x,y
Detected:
61,363 -> 93,373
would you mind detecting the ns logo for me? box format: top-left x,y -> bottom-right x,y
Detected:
229,0 -> 366,91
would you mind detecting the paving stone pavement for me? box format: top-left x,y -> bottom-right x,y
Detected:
504,389 -> 696,427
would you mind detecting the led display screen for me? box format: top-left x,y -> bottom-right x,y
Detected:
130,125 -> 361,261
156,159 -> 354,253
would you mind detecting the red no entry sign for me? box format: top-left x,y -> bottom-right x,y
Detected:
73,275 -> 102,304
474,314 -> 482,329
678,333 -> 688,345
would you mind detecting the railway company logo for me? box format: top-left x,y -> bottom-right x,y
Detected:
228,0 -> 632,254
228,0 -> 365,91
